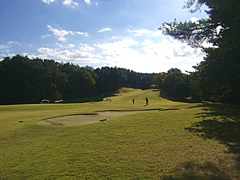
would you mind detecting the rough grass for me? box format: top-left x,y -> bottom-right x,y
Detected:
0,88 -> 240,179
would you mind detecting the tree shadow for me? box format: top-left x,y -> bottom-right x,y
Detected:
162,161 -> 231,180
159,91 -> 201,103
183,102 -> 240,178
185,103 -> 240,146
162,102 -> 240,179
61,92 -> 118,103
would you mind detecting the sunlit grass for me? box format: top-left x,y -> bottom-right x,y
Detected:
0,88 -> 239,179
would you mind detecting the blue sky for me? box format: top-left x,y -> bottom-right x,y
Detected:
0,0 -> 208,73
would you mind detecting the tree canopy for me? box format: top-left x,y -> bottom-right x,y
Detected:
160,0 -> 240,104
155,69 -> 191,99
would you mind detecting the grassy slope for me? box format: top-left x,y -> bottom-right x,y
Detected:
0,88 -> 239,179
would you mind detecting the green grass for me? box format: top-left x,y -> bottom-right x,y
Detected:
0,88 -> 240,179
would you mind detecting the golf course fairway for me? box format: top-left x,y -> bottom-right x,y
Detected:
0,88 -> 239,179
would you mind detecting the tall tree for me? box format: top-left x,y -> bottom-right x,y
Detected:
154,72 -> 167,89
59,63 -> 96,99
160,0 -> 240,104
155,69 -> 190,98
42,59 -> 68,101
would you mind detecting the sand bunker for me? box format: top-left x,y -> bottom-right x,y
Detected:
38,110 -> 158,127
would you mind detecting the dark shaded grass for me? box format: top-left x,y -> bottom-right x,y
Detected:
62,96 -> 104,103
180,103 -> 240,179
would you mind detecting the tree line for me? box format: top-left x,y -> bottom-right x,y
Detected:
0,55 -> 156,104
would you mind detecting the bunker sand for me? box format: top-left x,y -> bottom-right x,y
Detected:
38,110 -> 158,127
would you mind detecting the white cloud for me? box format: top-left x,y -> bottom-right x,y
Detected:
0,41 -> 21,58
190,17 -> 199,23
7,41 -> 21,46
67,44 -> 75,48
85,0 -> 92,6
47,25 -> 88,41
95,38 -> 138,51
128,29 -> 162,37
93,29 -> 205,72
41,0 -> 55,4
25,28 -> 205,73
55,43 -> 75,48
0,44 -> 9,50
94,39 -> 142,68
41,0 -> 95,7
75,31 -> 89,36
98,28 -> 113,33
62,0 -> 78,7
42,0 -> 79,8
216,25 -> 223,35
152,30 -> 162,37
128,29 -> 152,36
42,34 -> 52,38
35,43 -> 100,65
0,41 -> 20,50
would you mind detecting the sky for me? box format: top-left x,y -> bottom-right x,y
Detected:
0,0 -> 209,73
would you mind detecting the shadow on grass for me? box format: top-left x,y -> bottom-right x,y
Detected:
162,102 -> 240,179
186,103 -> 240,148
181,102 -> 240,179
62,96 -> 104,103
162,161 -> 232,180
159,91 -> 201,103
61,92 -> 117,103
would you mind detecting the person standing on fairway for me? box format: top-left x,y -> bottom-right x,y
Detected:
132,98 -> 135,104
146,97 -> 148,105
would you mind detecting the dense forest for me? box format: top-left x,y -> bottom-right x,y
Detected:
0,55 -> 156,104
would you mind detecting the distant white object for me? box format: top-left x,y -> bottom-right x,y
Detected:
40,99 -> 49,104
55,100 -> 63,103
